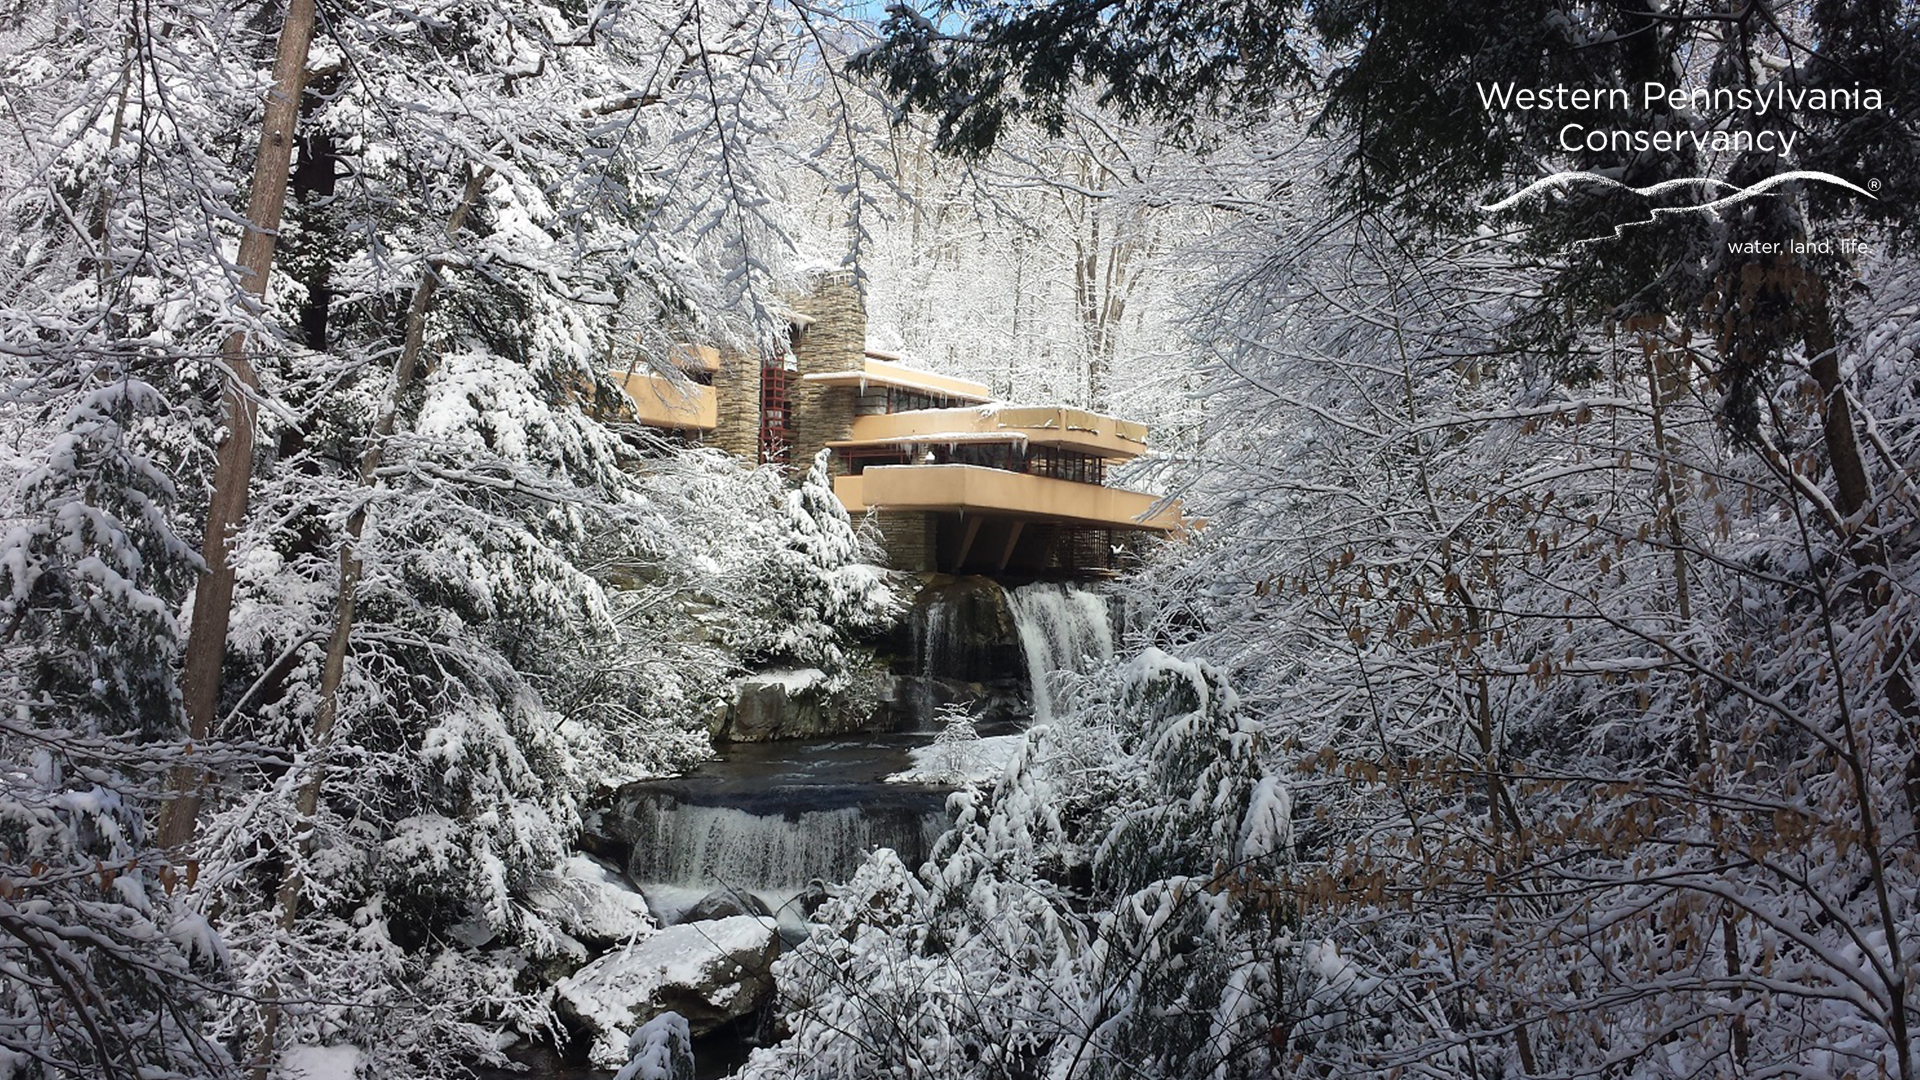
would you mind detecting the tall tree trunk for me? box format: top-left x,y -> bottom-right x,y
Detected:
1801,277 -> 1875,536
1091,232 -> 1131,414
158,0 -> 319,852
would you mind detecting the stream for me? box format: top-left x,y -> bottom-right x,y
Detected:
504,579 -> 1115,1078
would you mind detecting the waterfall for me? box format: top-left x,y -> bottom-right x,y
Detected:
1007,582 -> 1114,723
616,790 -> 948,924
912,595 -> 961,729
914,582 -> 1003,684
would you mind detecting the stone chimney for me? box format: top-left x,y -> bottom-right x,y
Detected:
786,270 -> 865,473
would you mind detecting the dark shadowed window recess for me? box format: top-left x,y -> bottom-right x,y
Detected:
1029,447 -> 1104,484
885,387 -> 964,413
935,442 -> 1026,472
842,448 -> 911,474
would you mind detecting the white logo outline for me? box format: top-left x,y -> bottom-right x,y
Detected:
1482,169 -> 1876,213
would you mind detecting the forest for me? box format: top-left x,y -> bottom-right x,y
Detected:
1,0 -> 1917,1078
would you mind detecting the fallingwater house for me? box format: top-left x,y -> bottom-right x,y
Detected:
609,274 -> 1183,576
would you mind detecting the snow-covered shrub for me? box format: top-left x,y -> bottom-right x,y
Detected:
749,649 -> 1293,1080
2,379 -> 193,740
748,849 -> 952,1079
925,701 -> 982,784
1078,652 -> 1292,1079
549,447 -> 793,786
701,447 -> 902,729
0,376 -> 234,1075
615,1011 -> 694,1080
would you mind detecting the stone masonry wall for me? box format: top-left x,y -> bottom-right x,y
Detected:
788,271 -> 863,475
868,511 -> 935,573
698,272 -> 868,470
710,346 -> 761,460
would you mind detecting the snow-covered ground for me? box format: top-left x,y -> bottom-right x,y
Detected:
279,1045 -> 361,1080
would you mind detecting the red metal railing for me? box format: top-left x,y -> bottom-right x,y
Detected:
758,361 -> 791,467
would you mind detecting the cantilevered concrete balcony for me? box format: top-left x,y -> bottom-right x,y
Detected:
831,406 -> 1149,460
650,343 -> 722,373
800,356 -> 993,403
611,371 -> 717,431
834,464 -> 1183,533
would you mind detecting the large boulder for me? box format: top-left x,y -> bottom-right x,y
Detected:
680,887 -> 774,925
903,575 -> 1021,685
717,669 -> 826,741
877,575 -> 1031,730
713,668 -> 883,741
555,915 -> 780,1068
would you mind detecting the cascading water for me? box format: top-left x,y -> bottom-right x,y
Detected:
622,797 -> 947,897
597,581 -> 1116,940
605,739 -> 950,929
1007,582 -> 1114,722
910,594 -> 960,729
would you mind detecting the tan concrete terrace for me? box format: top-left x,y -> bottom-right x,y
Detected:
834,464 -> 1184,533
608,345 -> 723,431
829,405 -> 1150,460
800,355 -> 993,404
610,371 -> 717,431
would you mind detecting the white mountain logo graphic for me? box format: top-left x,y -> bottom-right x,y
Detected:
1482,170 -> 1876,215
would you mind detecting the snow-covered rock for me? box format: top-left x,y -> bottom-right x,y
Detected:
747,667 -> 827,694
886,734 -> 1025,786
613,1012 -> 695,1080
714,669 -> 877,741
526,854 -> 657,950
555,915 -> 780,1067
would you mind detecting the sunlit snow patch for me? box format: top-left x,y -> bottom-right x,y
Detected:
884,734 -> 1024,786
279,1045 -> 361,1080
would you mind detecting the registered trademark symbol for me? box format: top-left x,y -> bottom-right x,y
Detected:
1868,178 -> 1882,192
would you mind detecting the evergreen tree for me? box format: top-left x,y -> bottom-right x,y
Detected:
0,377 -> 236,1078
748,448 -> 897,685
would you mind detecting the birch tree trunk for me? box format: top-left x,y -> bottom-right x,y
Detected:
158,0 -> 319,851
